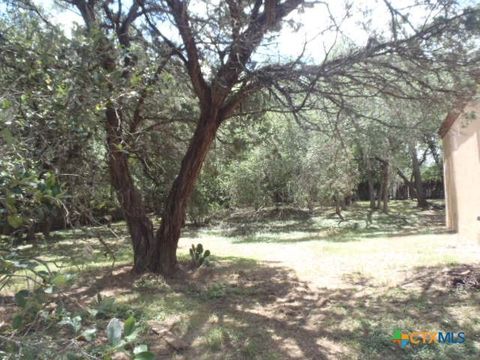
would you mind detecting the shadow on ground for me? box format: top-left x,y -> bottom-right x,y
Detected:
221,201 -> 448,244
65,259 -> 480,360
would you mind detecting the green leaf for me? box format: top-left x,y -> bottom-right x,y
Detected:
124,316 -> 136,337
80,328 -> 97,341
87,307 -> 99,318
72,315 -> 82,333
1,128 -> 15,146
59,315 -> 82,334
12,314 -> 23,329
95,102 -> 104,111
130,74 -> 142,87
14,289 -> 30,308
134,352 -> 155,360
7,214 -> 23,229
52,274 -> 67,287
133,345 -> 148,354
106,318 -> 123,345
45,172 -> 56,188
124,327 -> 141,342
1,98 -> 12,109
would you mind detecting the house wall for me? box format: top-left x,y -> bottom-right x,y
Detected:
442,98 -> 480,240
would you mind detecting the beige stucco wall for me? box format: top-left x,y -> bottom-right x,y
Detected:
442,97 -> 480,241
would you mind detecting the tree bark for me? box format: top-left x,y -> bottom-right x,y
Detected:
376,180 -> 383,210
409,143 -> 429,208
366,157 -> 376,209
149,109 -> 221,275
335,194 -> 345,221
375,157 -> 390,212
397,168 -> 417,200
381,161 -> 390,213
105,105 -> 154,273
368,178 -> 376,209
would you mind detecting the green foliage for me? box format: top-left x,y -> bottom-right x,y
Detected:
59,315 -> 83,334
0,239 -> 152,357
221,116 -> 360,209
205,283 -> 227,299
11,288 -> 45,330
80,327 -> 97,342
205,327 -> 226,351
91,294 -> 121,319
422,164 -> 443,182
0,159 -> 64,238
189,243 -> 211,268
0,247 -> 79,332
124,315 -> 136,337
133,346 -> 156,360
222,118 -> 305,208
133,273 -> 172,292
295,134 -> 359,207
188,164 -> 226,224
102,316 -> 153,358
1,247 -> 60,292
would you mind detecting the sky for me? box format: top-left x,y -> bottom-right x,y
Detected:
24,0 -> 479,63
31,0 -> 375,54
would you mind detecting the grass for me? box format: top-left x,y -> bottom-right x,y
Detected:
1,200 -> 480,359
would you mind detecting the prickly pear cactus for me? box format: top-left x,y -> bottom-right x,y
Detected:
189,243 -> 211,268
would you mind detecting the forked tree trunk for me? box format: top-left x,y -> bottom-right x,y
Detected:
397,168 -> 417,200
76,4 -> 157,274
149,109 -> 221,275
105,105 -> 154,273
409,144 -> 429,208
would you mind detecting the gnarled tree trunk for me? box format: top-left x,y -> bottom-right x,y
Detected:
74,2 -> 155,274
105,105 -> 154,273
149,109 -> 221,275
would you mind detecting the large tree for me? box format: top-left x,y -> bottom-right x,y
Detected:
147,0 -> 479,274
